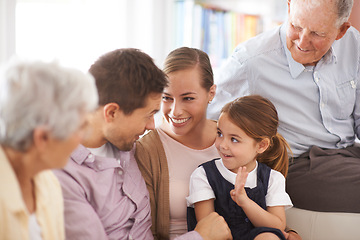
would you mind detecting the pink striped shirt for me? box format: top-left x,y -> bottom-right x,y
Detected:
54,144 -> 153,240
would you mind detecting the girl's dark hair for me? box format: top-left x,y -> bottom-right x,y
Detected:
221,95 -> 292,177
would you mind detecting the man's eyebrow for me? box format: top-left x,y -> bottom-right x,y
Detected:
150,109 -> 159,115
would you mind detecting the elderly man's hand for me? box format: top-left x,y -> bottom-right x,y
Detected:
194,212 -> 232,240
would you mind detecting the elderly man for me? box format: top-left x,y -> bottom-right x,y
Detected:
54,48 -> 232,240
208,0 -> 360,216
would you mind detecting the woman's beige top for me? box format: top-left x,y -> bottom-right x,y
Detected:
135,129 -> 219,240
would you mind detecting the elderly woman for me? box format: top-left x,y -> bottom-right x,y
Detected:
0,59 -> 98,240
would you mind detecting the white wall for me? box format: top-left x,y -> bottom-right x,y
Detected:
124,0 -> 174,67
2,0 -> 174,70
0,0 -> 16,65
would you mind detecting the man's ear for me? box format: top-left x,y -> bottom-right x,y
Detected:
103,103 -> 121,123
336,21 -> 351,40
257,138 -> 270,154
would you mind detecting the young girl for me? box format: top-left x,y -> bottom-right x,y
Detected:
187,95 -> 293,240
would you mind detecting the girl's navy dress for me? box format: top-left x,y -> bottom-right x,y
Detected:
187,159 -> 286,240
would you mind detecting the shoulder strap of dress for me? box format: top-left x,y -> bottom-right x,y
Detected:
256,162 -> 271,195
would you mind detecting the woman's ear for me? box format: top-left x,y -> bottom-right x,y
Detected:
32,127 -> 50,152
257,138 -> 270,154
209,84 -> 217,102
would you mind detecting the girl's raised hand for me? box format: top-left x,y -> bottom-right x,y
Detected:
230,166 -> 250,207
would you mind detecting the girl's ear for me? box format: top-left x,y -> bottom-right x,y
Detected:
257,138 -> 270,154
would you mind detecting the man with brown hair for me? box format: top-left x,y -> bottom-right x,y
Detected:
54,48 -> 232,240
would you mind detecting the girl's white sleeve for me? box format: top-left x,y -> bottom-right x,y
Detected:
266,170 -> 293,209
186,166 -> 215,207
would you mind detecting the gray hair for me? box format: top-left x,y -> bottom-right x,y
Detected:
336,0 -> 353,26
0,58 -> 98,151
290,0 -> 353,27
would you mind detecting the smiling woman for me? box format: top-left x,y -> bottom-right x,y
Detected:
135,47 -> 219,240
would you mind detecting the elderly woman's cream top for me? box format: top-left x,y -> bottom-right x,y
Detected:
0,147 -> 65,240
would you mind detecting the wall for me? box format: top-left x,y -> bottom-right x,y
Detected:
0,0 -> 16,65
12,0 -> 172,70
349,0 -> 360,31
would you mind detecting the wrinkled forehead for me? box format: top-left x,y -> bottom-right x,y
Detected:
290,0 -> 337,16
289,0 -> 338,28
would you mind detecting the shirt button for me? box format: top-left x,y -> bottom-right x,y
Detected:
87,154 -> 94,162
321,102 -> 325,108
118,170 -> 123,175
351,80 -> 356,88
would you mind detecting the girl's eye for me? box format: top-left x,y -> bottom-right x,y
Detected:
217,130 -> 223,137
231,137 -> 239,143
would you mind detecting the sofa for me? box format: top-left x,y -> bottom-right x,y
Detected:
286,207 -> 360,240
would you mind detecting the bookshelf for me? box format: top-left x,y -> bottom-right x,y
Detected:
172,0 -> 287,68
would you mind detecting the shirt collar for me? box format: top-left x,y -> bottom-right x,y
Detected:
324,47 -> 337,64
280,22 -> 337,79
216,159 -> 258,188
70,143 -> 135,171
70,144 -> 91,165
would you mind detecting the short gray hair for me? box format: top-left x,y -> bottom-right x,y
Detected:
290,0 -> 353,27
336,0 -> 353,27
0,58 -> 98,151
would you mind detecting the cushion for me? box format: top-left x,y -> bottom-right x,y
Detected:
286,207 -> 360,240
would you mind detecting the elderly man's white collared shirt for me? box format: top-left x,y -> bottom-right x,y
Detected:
208,23 -> 360,157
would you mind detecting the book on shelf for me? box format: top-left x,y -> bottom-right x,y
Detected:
173,1 -> 264,67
